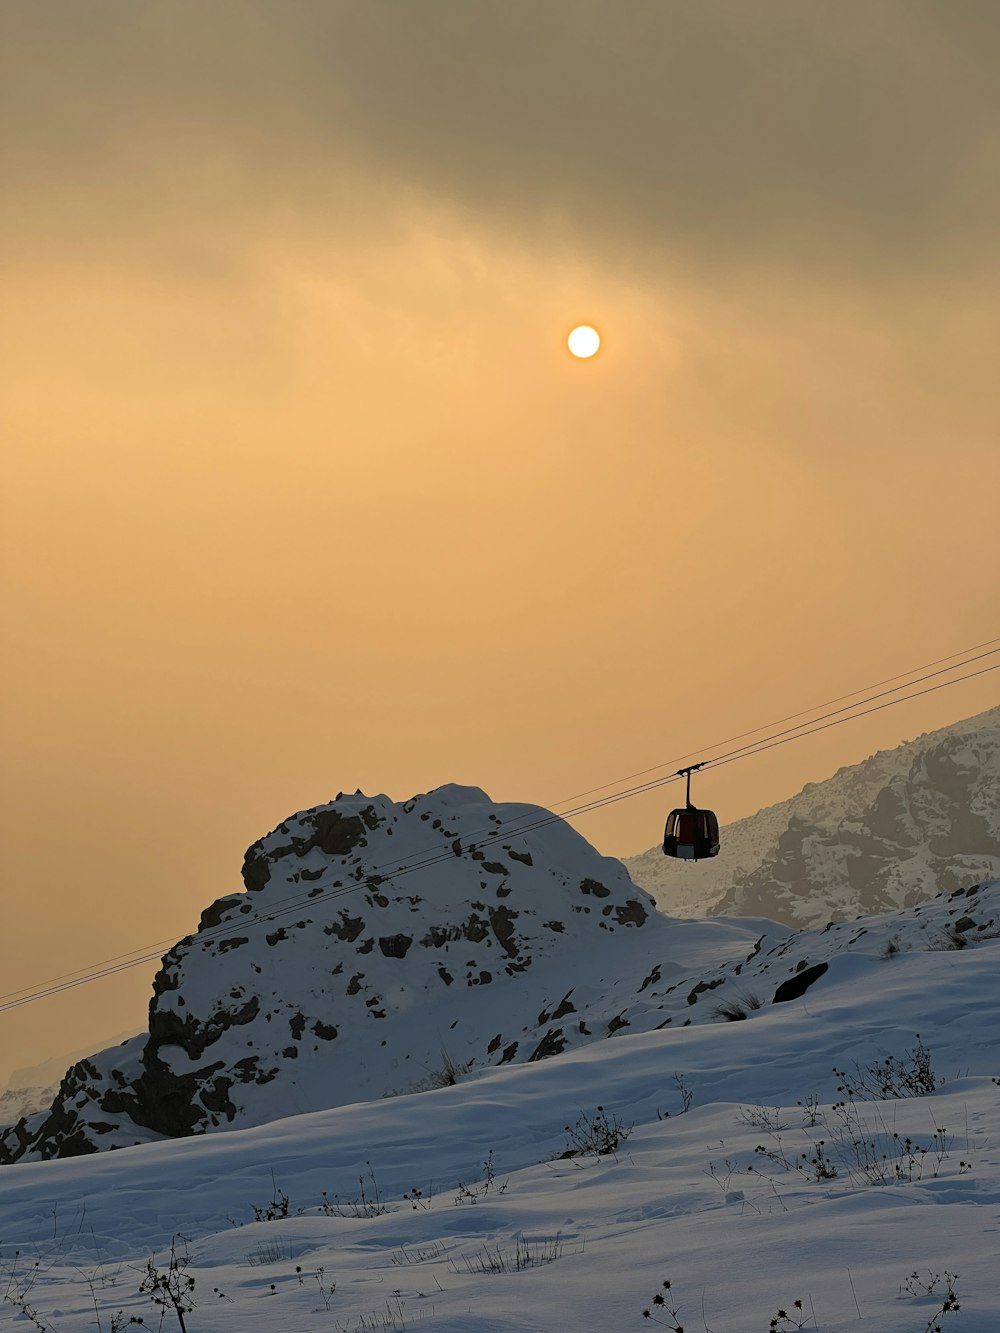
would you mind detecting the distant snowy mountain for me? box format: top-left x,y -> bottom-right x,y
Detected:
0,1084 -> 62,1129
625,705 -> 1000,926
0,1032 -> 136,1128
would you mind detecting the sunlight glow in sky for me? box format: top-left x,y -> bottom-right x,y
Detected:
568,325 -> 601,358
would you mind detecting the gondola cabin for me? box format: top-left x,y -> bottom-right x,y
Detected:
663,764 -> 720,861
662,805 -> 720,860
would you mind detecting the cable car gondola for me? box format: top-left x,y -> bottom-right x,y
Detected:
662,763 -> 720,861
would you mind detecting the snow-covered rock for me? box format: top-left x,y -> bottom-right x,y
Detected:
625,705 -> 1000,926
1,784 -> 682,1161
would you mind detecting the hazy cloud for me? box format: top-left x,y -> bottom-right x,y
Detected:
4,1 -> 999,278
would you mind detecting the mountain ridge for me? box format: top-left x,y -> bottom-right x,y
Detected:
625,704 -> 1000,925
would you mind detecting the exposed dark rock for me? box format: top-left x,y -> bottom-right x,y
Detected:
639,964 -> 662,993
200,1076 -> 237,1119
580,878 -> 611,898
461,913 -> 489,944
199,894 -> 244,932
147,996 -> 261,1063
99,1087 -> 140,1116
131,1054 -> 227,1138
313,809 -> 370,856
150,950 -> 184,997
422,924 -> 460,947
378,933 -> 413,959
324,912 -> 366,942
528,1028 -> 567,1061
772,961 -> 829,1004
687,978 -> 724,1006
612,899 -> 648,927
549,991 -> 577,1022
242,847 -> 271,891
488,905 -> 519,957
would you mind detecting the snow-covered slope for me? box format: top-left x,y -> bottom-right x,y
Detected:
2,883 -> 999,1332
626,705 -> 1000,926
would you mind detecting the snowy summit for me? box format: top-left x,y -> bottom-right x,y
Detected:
3,784 -> 691,1160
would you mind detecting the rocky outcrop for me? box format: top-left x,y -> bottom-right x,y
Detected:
2,785 -> 665,1161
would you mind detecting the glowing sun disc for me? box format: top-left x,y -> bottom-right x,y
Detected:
568,325 -> 601,358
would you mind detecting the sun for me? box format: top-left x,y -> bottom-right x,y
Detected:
567,325 -> 601,358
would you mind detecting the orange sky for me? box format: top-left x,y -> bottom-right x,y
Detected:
2,2 -> 999,1084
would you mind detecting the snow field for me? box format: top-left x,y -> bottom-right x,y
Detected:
2,926 -> 999,1332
